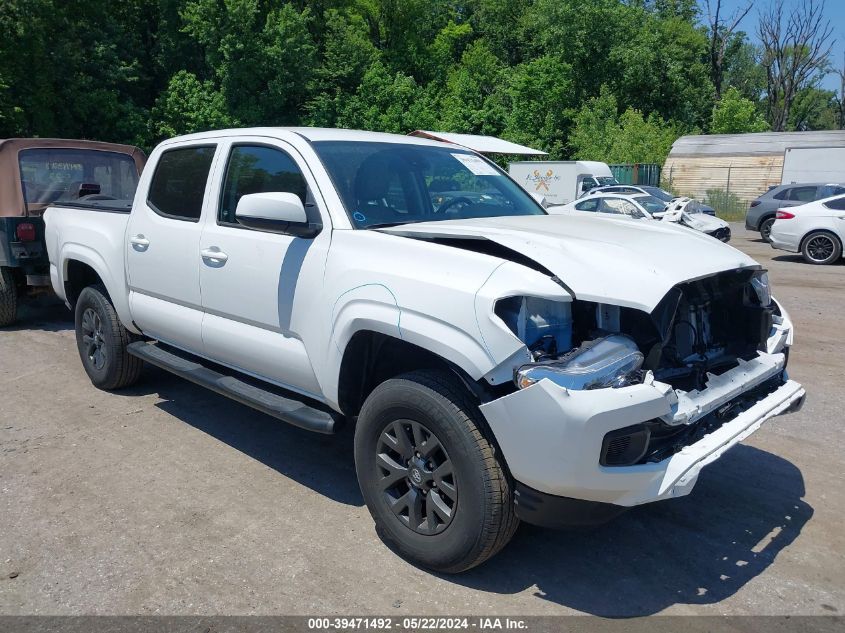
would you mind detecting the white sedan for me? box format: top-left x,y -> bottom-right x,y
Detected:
548,192 -> 731,241
770,194 -> 845,265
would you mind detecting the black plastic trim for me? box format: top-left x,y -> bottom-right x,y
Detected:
127,341 -> 339,434
513,482 -> 628,529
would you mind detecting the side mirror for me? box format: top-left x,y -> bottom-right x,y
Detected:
651,211 -> 666,219
235,192 -> 321,238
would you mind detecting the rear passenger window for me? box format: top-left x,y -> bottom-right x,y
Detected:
147,146 -> 216,221
788,186 -> 818,202
824,196 -> 845,211
574,198 -> 599,211
219,145 -> 308,225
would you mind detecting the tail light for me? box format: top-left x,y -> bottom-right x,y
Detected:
750,200 -> 761,207
776,210 -> 795,220
15,222 -> 36,242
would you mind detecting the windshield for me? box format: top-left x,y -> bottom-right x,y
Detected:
596,176 -> 618,186
19,148 -> 139,213
633,194 -> 667,215
639,186 -> 673,202
311,141 -> 545,228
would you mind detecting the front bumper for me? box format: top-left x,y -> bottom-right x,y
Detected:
479,350 -> 804,511
707,226 -> 731,242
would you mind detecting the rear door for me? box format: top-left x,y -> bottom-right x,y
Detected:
126,143 -> 219,353
197,138 -> 329,398
774,185 -> 818,209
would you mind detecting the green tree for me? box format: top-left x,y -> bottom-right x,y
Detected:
336,61 -> 436,133
710,86 -> 769,133
151,70 -> 234,139
788,85 -> 839,131
439,40 -> 507,135
504,56 -> 575,157
305,9 -> 379,126
570,87 -> 683,164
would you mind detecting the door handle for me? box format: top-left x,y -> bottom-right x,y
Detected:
200,247 -> 229,264
130,235 -> 150,248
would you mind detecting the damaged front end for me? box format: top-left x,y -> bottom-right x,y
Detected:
479,268 -> 805,523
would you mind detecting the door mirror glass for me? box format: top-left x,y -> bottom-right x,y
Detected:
235,192 -> 319,237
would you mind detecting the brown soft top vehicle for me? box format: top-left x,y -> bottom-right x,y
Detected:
0,138 -> 146,326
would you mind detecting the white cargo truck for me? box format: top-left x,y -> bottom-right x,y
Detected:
508,160 -> 617,205
781,146 -> 845,184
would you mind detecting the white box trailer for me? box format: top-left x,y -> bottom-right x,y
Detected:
508,161 -> 617,206
781,146 -> 845,185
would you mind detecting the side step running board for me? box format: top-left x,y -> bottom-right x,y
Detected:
127,341 -> 338,434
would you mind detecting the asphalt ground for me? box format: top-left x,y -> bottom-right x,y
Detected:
0,223 -> 843,616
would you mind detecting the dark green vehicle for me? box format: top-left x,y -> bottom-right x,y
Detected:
0,138 -> 145,325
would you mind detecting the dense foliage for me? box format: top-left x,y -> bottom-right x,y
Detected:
0,0 -> 840,160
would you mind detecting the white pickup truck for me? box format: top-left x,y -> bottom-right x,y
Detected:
44,128 -> 805,573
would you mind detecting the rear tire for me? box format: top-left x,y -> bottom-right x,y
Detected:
74,285 -> 143,390
801,231 -> 842,265
354,370 -> 518,573
760,217 -> 776,243
0,267 -> 16,327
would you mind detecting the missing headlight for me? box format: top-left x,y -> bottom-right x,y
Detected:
495,296 -> 573,359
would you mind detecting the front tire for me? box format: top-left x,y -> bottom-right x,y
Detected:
0,267 -> 17,327
354,370 -> 518,573
74,285 -> 143,390
801,231 -> 842,265
760,217 -> 776,243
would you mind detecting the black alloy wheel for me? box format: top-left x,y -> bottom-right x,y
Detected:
377,419 -> 457,535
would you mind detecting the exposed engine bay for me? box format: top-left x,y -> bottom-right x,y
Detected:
494,269 -> 783,466
497,268 -> 775,393
585,268 -> 774,392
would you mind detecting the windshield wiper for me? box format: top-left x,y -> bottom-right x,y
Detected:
365,221 -> 417,230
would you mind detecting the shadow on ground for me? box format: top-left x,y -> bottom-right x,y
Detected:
8,296 -> 72,332
130,365 -> 811,617
772,254 -> 844,266
447,444 -> 811,616
127,365 -> 364,507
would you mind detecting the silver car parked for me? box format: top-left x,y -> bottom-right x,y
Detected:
746,183 -> 845,242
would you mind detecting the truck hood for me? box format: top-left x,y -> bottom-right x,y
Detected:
379,215 -> 756,312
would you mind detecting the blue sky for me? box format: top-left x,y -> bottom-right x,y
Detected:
710,0 -> 844,93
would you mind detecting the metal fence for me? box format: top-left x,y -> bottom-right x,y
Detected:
662,163 -> 782,221
609,163 -> 662,186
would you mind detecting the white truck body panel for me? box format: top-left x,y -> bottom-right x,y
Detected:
508,160 -> 615,205
782,146 -> 845,184
44,127 -> 802,514
380,214 -> 751,312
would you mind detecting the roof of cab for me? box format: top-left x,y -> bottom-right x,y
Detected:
159,127 -> 453,148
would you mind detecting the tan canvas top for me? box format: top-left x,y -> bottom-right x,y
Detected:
0,138 -> 146,217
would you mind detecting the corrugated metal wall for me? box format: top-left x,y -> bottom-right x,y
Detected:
662,155 -> 784,218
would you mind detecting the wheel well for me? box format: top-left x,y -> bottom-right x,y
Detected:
337,331 -> 482,416
759,213 -> 776,228
800,229 -> 842,251
65,260 -> 105,306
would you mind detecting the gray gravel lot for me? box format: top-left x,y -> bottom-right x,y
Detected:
0,224 -> 843,616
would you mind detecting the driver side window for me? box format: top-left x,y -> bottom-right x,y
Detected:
219,145 -> 307,226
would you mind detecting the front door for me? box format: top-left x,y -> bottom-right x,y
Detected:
198,140 -> 327,399
126,143 -> 218,353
